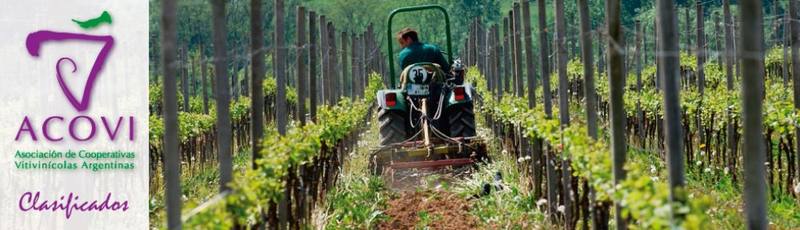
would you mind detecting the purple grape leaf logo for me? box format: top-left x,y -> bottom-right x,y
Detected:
25,11 -> 115,112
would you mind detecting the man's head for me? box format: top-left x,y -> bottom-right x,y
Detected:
396,28 -> 419,48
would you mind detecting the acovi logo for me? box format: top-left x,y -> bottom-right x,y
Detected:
26,11 -> 114,112
15,11 -> 136,142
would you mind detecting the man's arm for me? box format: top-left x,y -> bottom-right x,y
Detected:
432,48 -> 451,73
398,48 -> 410,70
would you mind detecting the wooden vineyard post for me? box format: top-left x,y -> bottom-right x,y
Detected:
201,45 -> 209,115
522,1 -> 544,204
537,0 -> 551,116
251,0 -> 266,169
791,0 -> 800,188
361,34 -> 366,97
511,4 -> 528,207
578,0 -> 598,229
341,31 -> 348,98
361,31 -> 368,86
361,34 -> 366,96
695,0 -> 707,161
296,6 -> 306,125
464,33 -> 469,66
655,16 -> 661,91
696,0 -> 705,95
296,6 -> 313,228
232,50 -> 239,101
714,13 -> 722,74
319,16 -> 328,105
723,0 -> 737,182
554,0 -> 573,227
211,0 -> 232,194
327,17 -> 335,104
470,19 -> 477,66
243,59 -> 249,97
512,3 -> 523,97
467,18 -> 478,66
579,0 -> 596,139
734,16 -> 740,80
635,21 -> 644,144
274,0 -> 291,227
502,17 -> 510,96
472,19 -> 478,67
492,25 -> 504,100
330,24 -> 339,101
773,2 -> 781,47
685,7 -> 691,53
351,33 -> 357,98
738,0 -> 769,227
536,0 -> 557,221
577,0 -> 596,228
656,0 -> 687,228
485,23 -> 493,95
522,0 -> 536,109
210,50 -> 217,102
607,0 -> 629,228
367,24 -> 376,76
598,27 -> 605,75
643,23 -> 648,66
784,12 -> 790,87
325,20 -> 333,104
478,19 -> 486,74
274,0 -> 287,135
181,47 -> 190,112
160,0 -> 181,227
509,10 -> 517,96
494,24 -> 500,96
489,24 -> 495,96
375,26 -> 381,76
309,11 -> 318,121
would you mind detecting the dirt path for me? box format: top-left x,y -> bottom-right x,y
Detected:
378,190 -> 478,229
319,109 -> 546,229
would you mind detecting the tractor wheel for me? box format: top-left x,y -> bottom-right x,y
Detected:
379,108 -> 407,146
448,103 -> 476,138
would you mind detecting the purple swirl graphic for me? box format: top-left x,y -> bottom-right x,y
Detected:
26,30 -> 114,112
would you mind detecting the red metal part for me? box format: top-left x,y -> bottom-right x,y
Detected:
388,158 -> 474,169
396,137 -> 471,147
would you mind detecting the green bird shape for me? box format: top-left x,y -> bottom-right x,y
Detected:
72,11 -> 112,30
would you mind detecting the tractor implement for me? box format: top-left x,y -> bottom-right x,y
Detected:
369,4 -> 488,177
371,137 -> 488,173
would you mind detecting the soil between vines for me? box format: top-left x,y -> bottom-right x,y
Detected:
378,190 -> 478,229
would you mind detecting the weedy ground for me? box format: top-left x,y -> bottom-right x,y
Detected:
319,110 -> 549,229
149,148 -> 252,229
631,148 -> 800,229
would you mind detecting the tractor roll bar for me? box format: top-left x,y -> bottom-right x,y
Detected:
387,4 -> 453,88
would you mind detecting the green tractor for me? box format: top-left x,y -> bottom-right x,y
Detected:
370,5 -> 488,176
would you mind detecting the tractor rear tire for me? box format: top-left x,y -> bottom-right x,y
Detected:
379,108 -> 407,146
448,103 -> 476,138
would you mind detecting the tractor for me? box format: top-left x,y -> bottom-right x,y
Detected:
370,5 -> 488,176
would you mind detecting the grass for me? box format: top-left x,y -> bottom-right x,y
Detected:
320,114 -> 391,229
629,149 -> 800,229
321,107 -> 549,229
451,150 -> 546,229
447,110 -> 548,229
323,174 -> 389,229
149,148 -> 252,229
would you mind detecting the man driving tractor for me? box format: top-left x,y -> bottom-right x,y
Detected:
370,6 -> 483,176
396,28 -> 451,73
